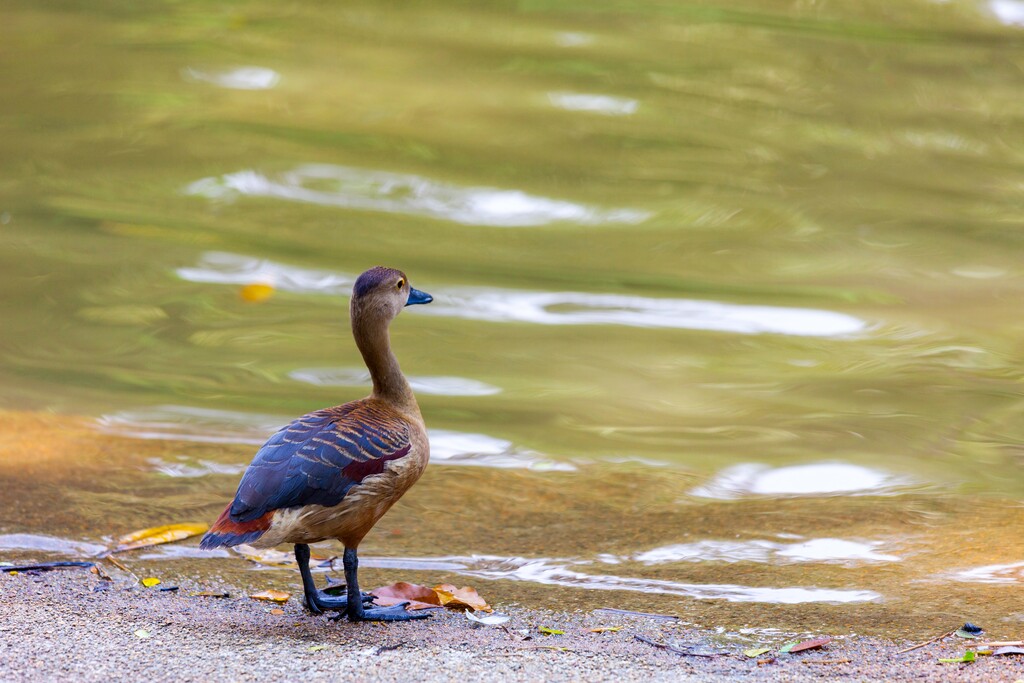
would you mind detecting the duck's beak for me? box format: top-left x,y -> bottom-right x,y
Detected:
406,287 -> 433,306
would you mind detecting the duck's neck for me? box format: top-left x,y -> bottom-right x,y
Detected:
351,309 -> 419,415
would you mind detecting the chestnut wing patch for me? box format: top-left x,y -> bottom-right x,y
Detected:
228,403 -> 411,523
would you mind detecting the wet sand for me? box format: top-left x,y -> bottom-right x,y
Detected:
2,569 -> 1022,682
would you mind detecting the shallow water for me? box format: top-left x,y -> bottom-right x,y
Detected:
2,0 -> 1024,636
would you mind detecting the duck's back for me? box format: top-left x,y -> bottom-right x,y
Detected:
200,399 -> 429,550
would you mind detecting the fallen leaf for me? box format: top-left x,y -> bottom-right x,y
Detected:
157,585 -> 179,592
466,611 -> 511,626
141,577 -> 161,588
788,637 -> 832,653
538,626 -> 565,635
308,645 -> 327,653
251,590 -> 291,603
110,523 -> 208,553
134,629 -> 151,639
270,608 -> 285,615
588,626 -> 623,633
778,641 -> 799,654
232,545 -> 296,568
190,591 -> 230,598
938,651 -> 976,664
240,283 -> 275,303
993,647 -> 1024,656
433,584 -> 491,612
745,647 -> 773,658
371,582 -> 441,611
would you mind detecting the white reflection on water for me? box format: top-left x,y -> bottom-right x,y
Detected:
428,429 -> 575,471
547,92 -> 639,116
182,66 -> 280,90
690,462 -> 906,499
636,538 -> 899,565
951,560 -> 1024,584
352,555 -> 879,604
554,32 -> 593,47
422,289 -> 865,337
176,251 -> 355,294
991,0 -> 1024,25
147,456 -> 246,478
0,533 -> 106,556
289,367 -> 501,396
177,252 -> 867,338
96,406 -> 571,471
96,406 -> 282,445
185,164 -> 649,227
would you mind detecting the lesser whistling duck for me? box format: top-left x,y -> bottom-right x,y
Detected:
201,266 -> 433,622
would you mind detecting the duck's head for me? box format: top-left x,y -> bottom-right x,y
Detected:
351,266 -> 432,322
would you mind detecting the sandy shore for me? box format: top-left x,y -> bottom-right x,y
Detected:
2,568 -> 1022,682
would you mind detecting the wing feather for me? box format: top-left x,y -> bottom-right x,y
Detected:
227,402 -> 411,522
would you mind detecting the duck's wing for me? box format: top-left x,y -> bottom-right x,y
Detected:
227,402 -> 412,523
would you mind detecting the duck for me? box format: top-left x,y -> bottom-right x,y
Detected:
201,266 -> 434,622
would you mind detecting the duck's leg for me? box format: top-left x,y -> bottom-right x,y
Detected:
295,543 -> 372,614
343,547 -> 431,622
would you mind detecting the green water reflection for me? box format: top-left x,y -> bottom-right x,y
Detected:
2,0 -> 1023,635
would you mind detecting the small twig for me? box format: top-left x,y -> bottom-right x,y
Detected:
972,641 -> 1024,649
374,642 -> 406,655
634,634 -> 723,658
2,561 -> 95,572
105,555 -> 130,572
896,629 -> 955,655
502,625 -> 528,641
801,658 -> 853,665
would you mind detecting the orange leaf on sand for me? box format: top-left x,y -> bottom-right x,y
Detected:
433,584 -> 491,612
251,590 -> 291,603
370,582 -> 441,611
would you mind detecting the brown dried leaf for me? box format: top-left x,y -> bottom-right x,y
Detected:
433,584 -> 491,612
251,589 -> 291,603
788,637 -> 832,654
371,582 -> 442,611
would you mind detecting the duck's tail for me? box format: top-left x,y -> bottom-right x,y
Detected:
199,505 -> 273,549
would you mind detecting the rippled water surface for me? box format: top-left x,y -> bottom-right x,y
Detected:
2,0 -> 1024,636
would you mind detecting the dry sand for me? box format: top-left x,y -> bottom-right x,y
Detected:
2,568 -> 1023,682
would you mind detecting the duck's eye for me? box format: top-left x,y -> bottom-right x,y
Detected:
396,279 -> 405,289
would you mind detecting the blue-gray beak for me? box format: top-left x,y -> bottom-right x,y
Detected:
406,287 -> 433,306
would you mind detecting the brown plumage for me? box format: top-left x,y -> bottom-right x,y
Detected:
201,266 -> 434,622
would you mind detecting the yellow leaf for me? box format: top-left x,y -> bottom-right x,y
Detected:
240,283 -> 275,303
251,589 -> 291,603
141,577 -> 161,588
588,625 -> 623,633
112,523 -> 208,553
